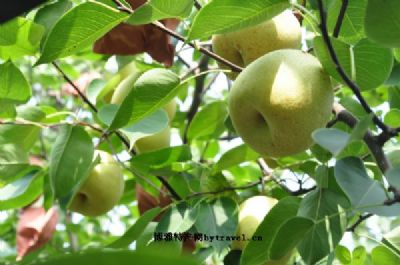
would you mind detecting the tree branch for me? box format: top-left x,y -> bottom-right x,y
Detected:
333,103 -> 390,173
316,0 -> 396,137
183,56 -> 210,143
333,0 -> 349,38
193,0 -> 202,10
346,213 -> 373,232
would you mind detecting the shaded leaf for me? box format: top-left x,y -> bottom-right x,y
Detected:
335,157 -> 400,216
49,125 -> 94,210
108,207 -> 161,248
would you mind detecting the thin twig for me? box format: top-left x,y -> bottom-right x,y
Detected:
183,56 -> 210,143
317,0 -> 396,136
186,176 -> 273,199
110,0 -> 243,73
346,213 -> 373,232
333,0 -> 349,38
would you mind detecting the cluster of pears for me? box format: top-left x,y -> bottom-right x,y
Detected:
213,10 -> 334,158
69,63 -> 177,217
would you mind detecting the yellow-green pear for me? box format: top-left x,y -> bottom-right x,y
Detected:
228,49 -> 333,158
232,196 -> 291,265
134,100 -> 176,153
135,127 -> 171,154
110,72 -> 142,105
163,100 -> 177,123
212,10 -> 301,79
101,61 -> 140,103
232,196 -> 278,250
69,151 -> 124,216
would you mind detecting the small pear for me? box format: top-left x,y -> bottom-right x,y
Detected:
69,151 -> 124,216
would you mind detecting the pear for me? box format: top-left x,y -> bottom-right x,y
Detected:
232,196 -> 292,265
212,10 -> 301,79
229,49 -> 333,157
69,151 -> 124,216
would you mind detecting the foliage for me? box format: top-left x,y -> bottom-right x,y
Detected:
0,0 -> 400,265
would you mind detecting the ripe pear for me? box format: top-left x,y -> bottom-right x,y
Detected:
110,72 -> 142,104
101,61 -> 140,103
232,196 -> 278,250
212,10 -> 301,79
135,127 -> 171,154
228,49 -> 333,158
232,196 -> 292,265
364,0 -> 400,48
69,151 -> 124,216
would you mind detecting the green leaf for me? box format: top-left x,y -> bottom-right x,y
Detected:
131,145 -> 192,175
335,157 -> 400,216
0,170 -> 43,210
0,102 -> 16,118
240,197 -> 301,265
108,207 -> 161,248
187,101 -> 228,141
0,17 -> 44,60
34,0 -> 73,37
156,201 -> 199,233
364,0 -> 400,48
127,0 -> 193,25
389,87 -> 400,109
327,0 -> 367,44
313,114 -> 372,156
383,226 -> 400,255
335,245 -> 351,264
352,246 -> 367,265
384,109 -> 400,127
0,106 -> 45,151
101,69 -> 181,130
188,0 -> 289,40
213,144 -> 259,173
128,69 -> 181,126
121,110 -> 169,150
297,189 -> 349,265
28,249 -> 201,265
371,246 -> 400,265
314,37 -> 393,91
0,61 -> 31,104
312,128 -> 350,156
269,217 -> 313,260
36,2 -> 129,64
195,198 -> 238,252
0,144 -> 30,185
386,167 -> 400,190
49,125 -> 94,210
